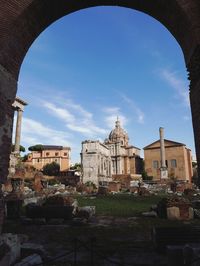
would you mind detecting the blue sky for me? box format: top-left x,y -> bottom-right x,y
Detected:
16,6 -> 195,163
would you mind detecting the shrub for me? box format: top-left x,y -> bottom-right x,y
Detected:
43,162 -> 60,176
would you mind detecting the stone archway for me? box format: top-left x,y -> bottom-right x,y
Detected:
0,0 -> 200,185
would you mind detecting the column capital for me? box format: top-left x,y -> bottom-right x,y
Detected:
12,96 -> 28,112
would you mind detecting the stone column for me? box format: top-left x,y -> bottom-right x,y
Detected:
159,127 -> 168,179
159,127 -> 166,168
12,97 -> 27,154
188,45 -> 200,186
14,108 -> 23,153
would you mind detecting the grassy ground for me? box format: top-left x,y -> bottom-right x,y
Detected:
76,194 -> 164,217
3,194 -> 200,265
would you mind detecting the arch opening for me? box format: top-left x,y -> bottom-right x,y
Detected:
0,0 -> 200,189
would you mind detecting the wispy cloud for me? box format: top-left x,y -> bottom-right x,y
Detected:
21,117 -> 72,148
42,100 -> 107,137
120,93 -> 145,124
160,69 -> 189,107
43,102 -> 75,123
103,107 -> 128,128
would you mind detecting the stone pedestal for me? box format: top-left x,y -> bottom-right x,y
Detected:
33,172 -> 43,192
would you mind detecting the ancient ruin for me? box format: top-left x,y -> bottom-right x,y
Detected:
81,118 -> 142,186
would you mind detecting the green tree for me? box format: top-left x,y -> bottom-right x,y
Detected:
12,144 -> 26,152
70,163 -> 81,171
28,144 -> 43,151
22,154 -> 28,162
43,162 -> 60,176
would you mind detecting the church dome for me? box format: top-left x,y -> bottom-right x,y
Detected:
108,118 -> 129,146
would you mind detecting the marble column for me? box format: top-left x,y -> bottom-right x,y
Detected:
159,127 -> 168,179
159,127 -> 166,168
12,97 -> 27,154
14,108 -> 23,153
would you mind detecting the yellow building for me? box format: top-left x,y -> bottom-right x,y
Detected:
26,145 -> 71,172
143,139 -> 193,182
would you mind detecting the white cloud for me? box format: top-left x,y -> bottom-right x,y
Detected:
65,100 -> 93,119
103,107 -> 128,128
43,102 -> 75,123
42,100 -> 107,137
160,69 -> 190,107
120,94 -> 145,124
21,117 -> 72,148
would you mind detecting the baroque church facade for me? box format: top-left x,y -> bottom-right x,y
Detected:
81,118 -> 143,186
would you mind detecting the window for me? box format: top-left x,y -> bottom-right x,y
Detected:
171,159 -> 177,168
165,160 -> 168,168
153,160 -> 159,169
46,152 -> 49,156
55,152 -> 58,156
64,152 -> 67,156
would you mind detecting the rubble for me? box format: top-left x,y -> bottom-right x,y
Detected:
0,234 -> 21,266
21,243 -> 46,258
157,197 -> 194,220
142,211 -> 157,217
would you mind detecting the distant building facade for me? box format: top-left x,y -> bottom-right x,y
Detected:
81,119 -> 143,186
143,139 -> 193,182
81,141 -> 112,186
104,119 -> 142,176
26,145 -> 71,172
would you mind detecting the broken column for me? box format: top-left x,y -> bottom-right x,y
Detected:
7,97 -> 27,179
12,97 -> 27,154
159,127 -> 168,179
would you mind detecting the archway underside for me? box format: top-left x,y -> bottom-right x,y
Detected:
0,0 -> 200,188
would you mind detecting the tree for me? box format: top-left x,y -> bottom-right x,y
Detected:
12,144 -> 26,152
70,163 -> 81,171
43,162 -> 60,176
22,154 -> 28,162
28,144 -> 43,151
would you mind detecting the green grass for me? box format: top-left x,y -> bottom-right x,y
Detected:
76,194 -> 164,217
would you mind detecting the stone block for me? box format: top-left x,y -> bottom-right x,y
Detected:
1,233 -> 21,265
189,207 -> 194,220
21,243 -> 46,258
167,207 -> 180,220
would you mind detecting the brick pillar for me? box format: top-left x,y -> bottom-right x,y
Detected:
188,45 -> 200,186
0,64 -> 17,232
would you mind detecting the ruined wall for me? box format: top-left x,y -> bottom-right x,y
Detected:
189,46 -> 200,185
0,65 -> 17,184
